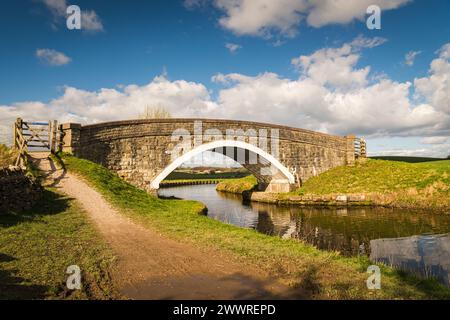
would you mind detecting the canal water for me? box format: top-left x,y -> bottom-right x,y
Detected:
158,184 -> 450,286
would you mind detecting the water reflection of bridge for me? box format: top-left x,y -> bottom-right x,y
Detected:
250,201 -> 450,286
247,201 -> 450,257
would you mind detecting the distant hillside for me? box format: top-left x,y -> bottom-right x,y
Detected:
164,168 -> 250,181
370,156 -> 447,163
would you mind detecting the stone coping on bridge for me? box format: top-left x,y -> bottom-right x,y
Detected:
78,118 -> 349,141
71,118 -> 351,154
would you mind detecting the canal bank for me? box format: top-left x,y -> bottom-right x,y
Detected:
216,159 -> 450,213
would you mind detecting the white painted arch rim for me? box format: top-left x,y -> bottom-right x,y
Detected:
150,140 -> 295,189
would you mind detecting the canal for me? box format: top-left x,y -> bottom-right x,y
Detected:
158,184 -> 450,286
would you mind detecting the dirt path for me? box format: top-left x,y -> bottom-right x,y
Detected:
31,153 -> 304,299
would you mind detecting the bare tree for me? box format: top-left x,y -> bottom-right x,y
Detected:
139,104 -> 172,119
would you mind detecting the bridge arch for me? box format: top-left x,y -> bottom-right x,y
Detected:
150,140 -> 296,190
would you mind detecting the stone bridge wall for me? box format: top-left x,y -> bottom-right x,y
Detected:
60,119 -> 355,192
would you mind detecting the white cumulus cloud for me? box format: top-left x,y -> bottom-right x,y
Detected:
36,48 -> 71,66
41,0 -> 104,32
306,0 -> 411,28
404,50 -> 421,66
210,0 -> 411,37
225,43 -> 242,53
215,0 -> 307,37
291,43 -> 370,91
415,44 -> 450,114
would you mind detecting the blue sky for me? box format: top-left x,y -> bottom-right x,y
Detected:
1,0 -> 450,157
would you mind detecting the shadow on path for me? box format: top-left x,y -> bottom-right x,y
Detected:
122,272 -> 307,300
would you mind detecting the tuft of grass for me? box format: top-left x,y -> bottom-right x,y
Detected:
0,189 -> 118,300
59,153 -> 450,299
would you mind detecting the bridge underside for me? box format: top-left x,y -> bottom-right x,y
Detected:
209,147 -> 296,193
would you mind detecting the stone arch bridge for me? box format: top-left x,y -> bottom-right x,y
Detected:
60,119 -> 365,193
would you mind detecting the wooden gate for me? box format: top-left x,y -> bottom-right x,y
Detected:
13,118 -> 59,167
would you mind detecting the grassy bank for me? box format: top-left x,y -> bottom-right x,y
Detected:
59,153 -> 450,299
216,175 -> 258,194
217,159 -> 450,212
295,159 -> 450,212
0,189 -> 118,300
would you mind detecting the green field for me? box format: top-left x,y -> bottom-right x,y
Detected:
0,189 -> 117,300
58,153 -> 450,299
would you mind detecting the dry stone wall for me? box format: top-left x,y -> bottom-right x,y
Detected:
0,167 -> 42,214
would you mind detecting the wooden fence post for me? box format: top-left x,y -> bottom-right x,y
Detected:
12,122 -> 17,150
14,118 -> 22,149
51,120 -> 58,153
14,118 -> 25,167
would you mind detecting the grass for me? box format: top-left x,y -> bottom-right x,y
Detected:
217,159 -> 450,212
216,175 -> 258,194
294,159 -> 450,212
59,153 -> 450,299
0,189 -> 118,300
298,159 -> 450,194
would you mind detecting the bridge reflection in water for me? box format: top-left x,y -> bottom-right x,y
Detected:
158,184 -> 450,286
